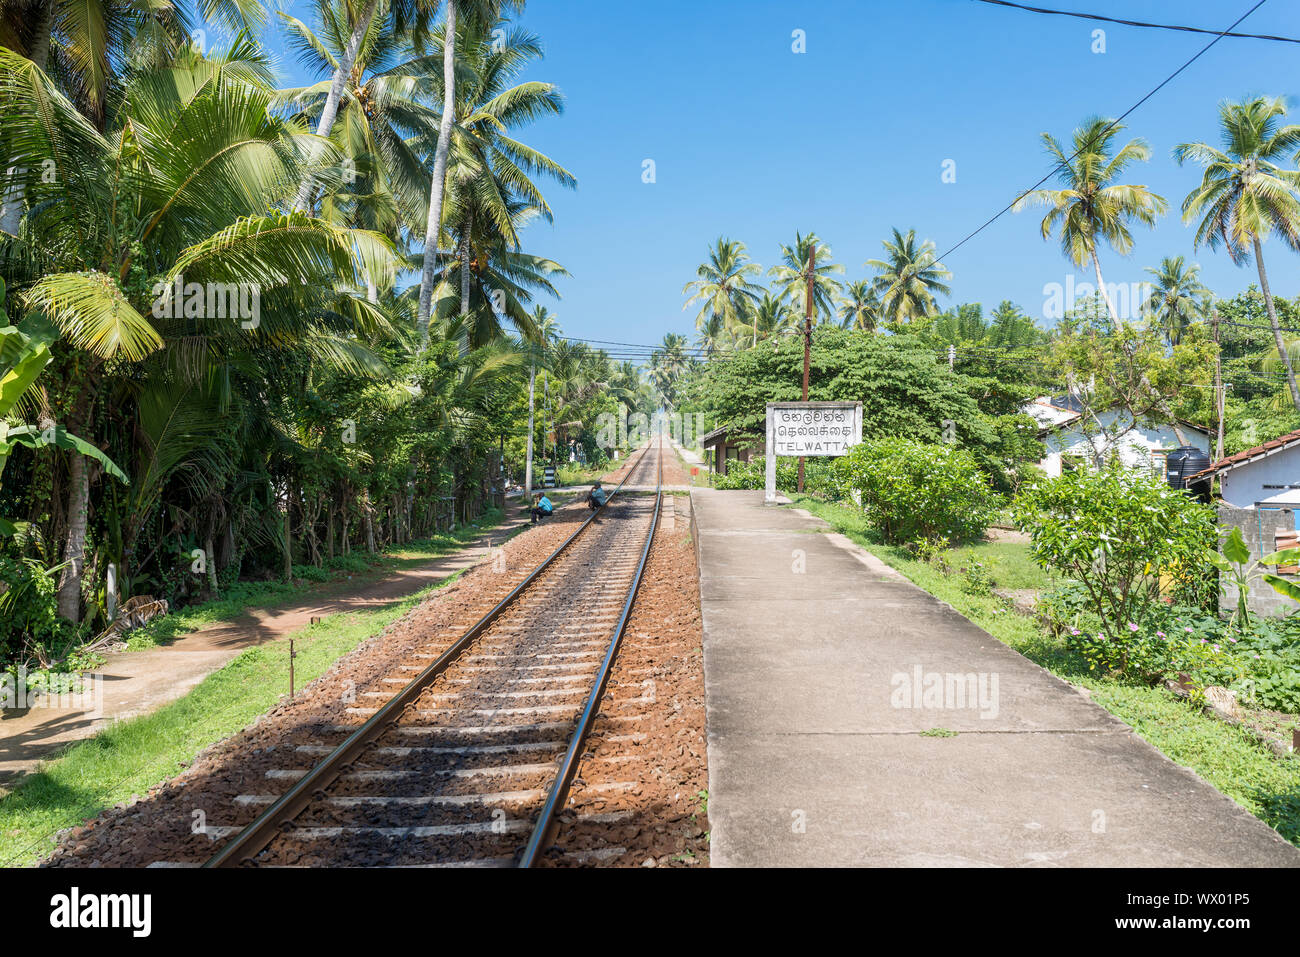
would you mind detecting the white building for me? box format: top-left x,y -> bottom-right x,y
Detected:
1024,394 -> 1212,479
1186,428 -> 1300,508
1187,429 -> 1300,615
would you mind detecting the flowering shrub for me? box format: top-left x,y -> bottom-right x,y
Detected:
1013,464 -> 1218,675
1057,612 -> 1243,685
834,438 -> 999,544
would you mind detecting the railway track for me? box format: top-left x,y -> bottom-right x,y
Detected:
202,438 -> 665,868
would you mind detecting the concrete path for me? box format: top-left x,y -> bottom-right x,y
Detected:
692,489 -> 1300,867
0,517 -> 529,792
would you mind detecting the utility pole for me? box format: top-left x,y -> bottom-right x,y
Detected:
948,344 -> 956,370
1213,308 -> 1225,461
525,359 -> 536,495
798,243 -> 815,493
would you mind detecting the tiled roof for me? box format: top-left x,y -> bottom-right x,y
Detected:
1187,427 -> 1300,482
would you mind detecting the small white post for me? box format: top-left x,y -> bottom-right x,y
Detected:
765,403 -> 777,503
106,563 -> 118,622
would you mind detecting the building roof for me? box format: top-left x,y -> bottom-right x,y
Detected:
1187,427 -> 1300,483
700,426 -> 729,447
1023,394 -> 1211,438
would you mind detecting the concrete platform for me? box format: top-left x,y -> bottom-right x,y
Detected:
692,489 -> 1300,867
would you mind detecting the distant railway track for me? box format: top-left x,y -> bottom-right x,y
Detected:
203,437 -> 664,868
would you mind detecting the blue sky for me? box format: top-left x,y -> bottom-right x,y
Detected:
249,0 -> 1300,349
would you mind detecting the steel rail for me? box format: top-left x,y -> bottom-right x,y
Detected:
204,441 -> 658,867
518,434 -> 664,866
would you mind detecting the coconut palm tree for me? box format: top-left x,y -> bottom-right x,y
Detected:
415,0 -> 525,342
987,300 -> 1045,348
767,231 -> 843,323
682,237 -> 764,341
430,19 -> 574,322
837,279 -> 879,332
738,291 -> 796,346
649,332 -> 690,409
278,0 -> 440,234
1142,255 -> 1210,347
0,0 -> 203,234
0,48 -> 394,620
866,228 -> 951,327
1013,117 -> 1166,330
1176,96 -> 1300,410
288,0 -> 439,212
417,207 -> 568,347
693,310 -> 732,357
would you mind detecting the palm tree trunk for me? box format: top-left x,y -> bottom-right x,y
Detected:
416,0 -> 458,345
292,0 -> 380,213
459,212 -> 473,317
1254,237 -> 1300,412
1090,248 -> 1121,330
283,500 -> 293,580
363,488 -> 376,553
525,360 -> 536,494
204,535 -> 219,597
56,451 -> 88,621
28,0 -> 54,68
0,0 -> 55,236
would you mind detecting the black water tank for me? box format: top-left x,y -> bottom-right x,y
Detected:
1167,446 -> 1212,489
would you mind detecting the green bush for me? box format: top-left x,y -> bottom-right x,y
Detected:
711,456 -> 840,496
1013,465 -> 1218,677
325,554 -> 370,573
291,564 -> 330,583
834,438 -> 998,544
0,556 -> 78,664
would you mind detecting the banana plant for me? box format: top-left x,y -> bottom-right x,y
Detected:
1205,525 -> 1300,629
0,280 -> 127,535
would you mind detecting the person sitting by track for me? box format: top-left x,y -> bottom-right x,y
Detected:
530,492 -> 553,525
586,481 -> 609,511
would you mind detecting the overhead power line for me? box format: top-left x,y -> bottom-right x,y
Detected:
935,0 -> 1270,264
973,0 -> 1300,44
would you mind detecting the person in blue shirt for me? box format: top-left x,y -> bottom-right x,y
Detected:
530,492 -> 553,525
587,482 -> 609,511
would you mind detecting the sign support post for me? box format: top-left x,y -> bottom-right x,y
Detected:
798,244 -> 815,493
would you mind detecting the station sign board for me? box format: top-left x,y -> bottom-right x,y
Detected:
764,401 -> 863,503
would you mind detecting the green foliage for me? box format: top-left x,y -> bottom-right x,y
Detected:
960,558 -> 997,596
1204,526 -> 1300,629
1013,465 -> 1219,675
1047,320 -> 1216,434
906,534 -> 951,571
710,456 -> 839,494
0,555 -> 76,663
698,326 -> 1041,490
835,437 -> 999,545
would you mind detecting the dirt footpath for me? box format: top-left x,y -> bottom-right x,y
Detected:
0,515 -> 529,792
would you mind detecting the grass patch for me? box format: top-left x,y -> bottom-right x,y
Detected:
0,575 -> 460,867
791,494 -> 1300,846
